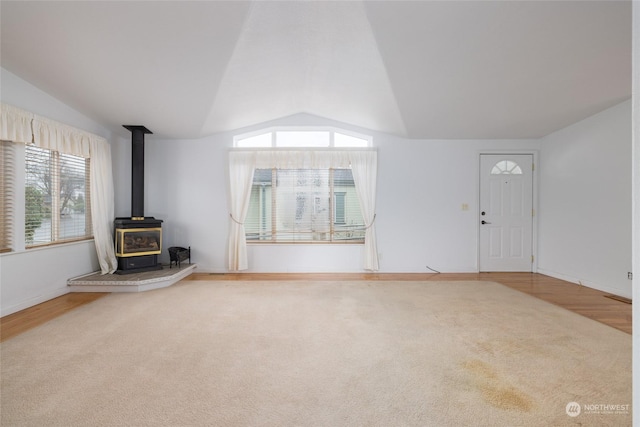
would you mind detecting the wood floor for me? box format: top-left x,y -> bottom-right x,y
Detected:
1,292 -> 109,342
1,273 -> 631,342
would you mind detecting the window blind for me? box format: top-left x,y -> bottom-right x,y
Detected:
0,140 -> 15,252
25,145 -> 92,246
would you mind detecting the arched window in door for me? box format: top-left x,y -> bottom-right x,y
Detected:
491,160 -> 523,175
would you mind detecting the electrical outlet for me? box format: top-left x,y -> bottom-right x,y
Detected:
628,272 -> 633,280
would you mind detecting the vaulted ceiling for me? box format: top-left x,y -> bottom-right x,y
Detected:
0,1 -> 632,140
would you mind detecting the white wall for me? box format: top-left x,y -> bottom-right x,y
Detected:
376,137 -> 539,273
129,114 -> 540,273
538,100 -> 632,298
0,68 -> 110,315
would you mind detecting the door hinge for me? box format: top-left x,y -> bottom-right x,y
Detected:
531,255 -> 535,263
532,209 -> 535,217
532,163 -> 535,171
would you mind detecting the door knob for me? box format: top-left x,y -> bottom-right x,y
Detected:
481,220 -> 491,225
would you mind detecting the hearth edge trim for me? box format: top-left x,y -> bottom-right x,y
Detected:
67,264 -> 197,287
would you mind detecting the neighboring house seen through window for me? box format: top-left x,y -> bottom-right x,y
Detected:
235,128 -> 370,244
245,168 -> 364,242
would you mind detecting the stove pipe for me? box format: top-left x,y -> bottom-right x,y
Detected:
123,125 -> 152,220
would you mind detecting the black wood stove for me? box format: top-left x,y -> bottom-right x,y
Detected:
114,125 -> 163,274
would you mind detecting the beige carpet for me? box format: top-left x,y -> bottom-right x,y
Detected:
1,281 -> 631,426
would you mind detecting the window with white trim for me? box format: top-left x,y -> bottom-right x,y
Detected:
491,160 -> 523,175
24,145 -> 92,247
237,128 -> 369,243
234,128 -> 371,148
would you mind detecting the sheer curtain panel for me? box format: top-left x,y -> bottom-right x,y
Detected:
228,151 -> 257,271
90,137 -> 118,274
348,151 -> 379,271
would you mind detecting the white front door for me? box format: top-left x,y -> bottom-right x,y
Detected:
479,154 -> 533,272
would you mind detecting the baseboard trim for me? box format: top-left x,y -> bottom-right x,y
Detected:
537,268 -> 632,300
0,287 -> 70,317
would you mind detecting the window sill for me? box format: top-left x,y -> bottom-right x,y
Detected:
247,240 -> 364,245
1,238 -> 95,257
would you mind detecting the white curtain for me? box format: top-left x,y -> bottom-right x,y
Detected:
254,150 -> 351,169
0,104 -> 33,143
1,103 -> 117,274
348,151 -> 379,271
32,115 -> 92,157
89,137 -> 118,274
228,149 -> 379,271
228,151 -> 257,271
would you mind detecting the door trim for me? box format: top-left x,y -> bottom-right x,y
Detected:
477,150 -> 539,273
